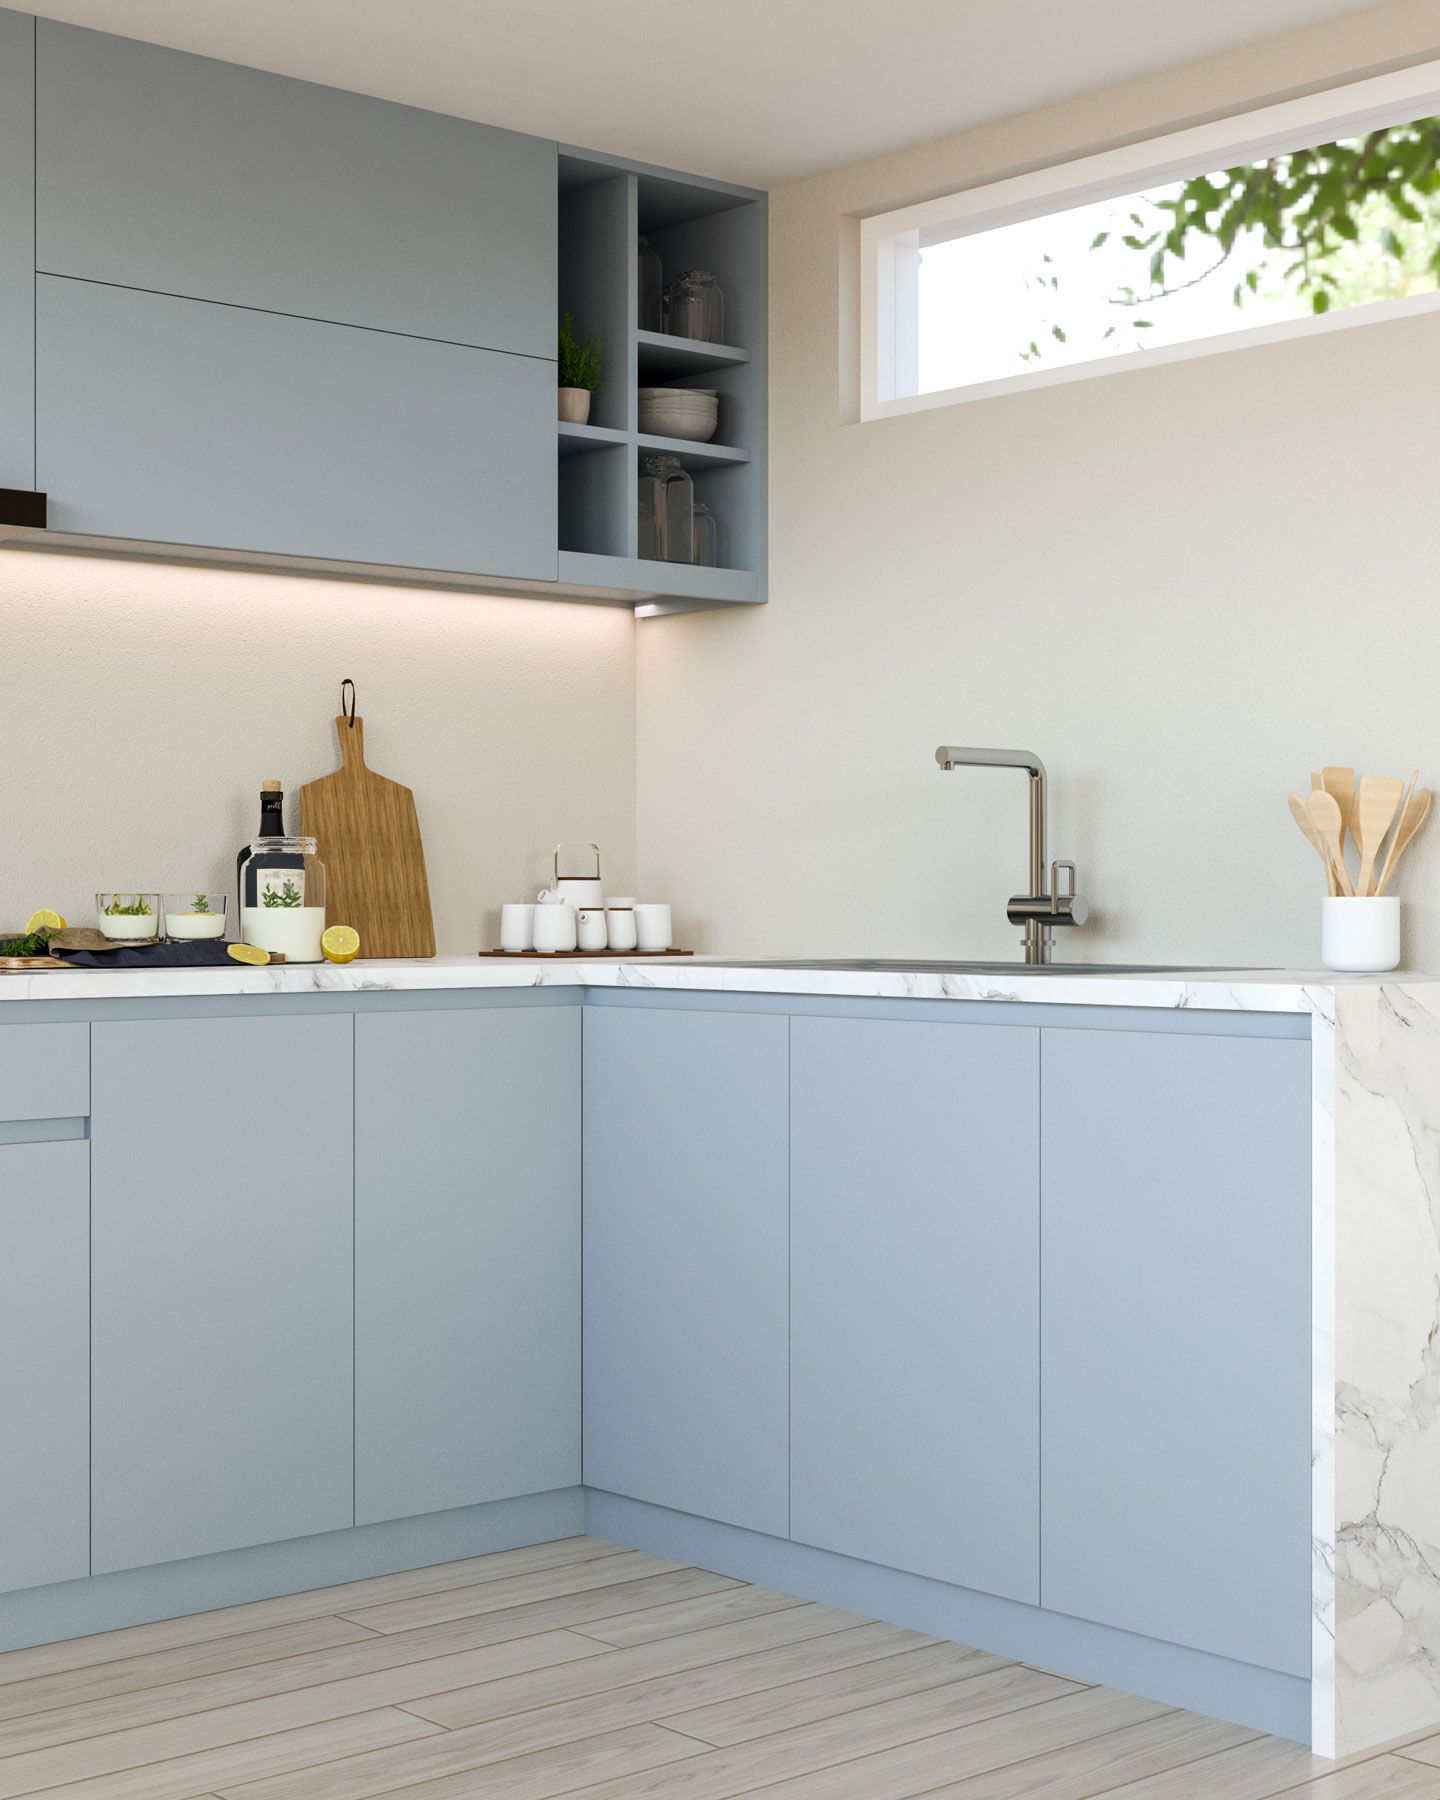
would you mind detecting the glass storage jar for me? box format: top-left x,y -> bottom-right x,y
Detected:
691,501 -> 719,567
240,835 -> 327,962
637,235 -> 664,332
638,454 -> 694,563
670,270 -> 724,343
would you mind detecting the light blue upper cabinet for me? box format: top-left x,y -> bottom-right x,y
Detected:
35,18 -> 556,359
790,1015 -> 1041,1604
0,8 -> 34,490
90,1015 -> 355,1575
1041,1026 -> 1312,1677
354,1006 -> 581,1527
36,276 -> 558,578
582,1004 -> 790,1538
0,1140 -> 89,1594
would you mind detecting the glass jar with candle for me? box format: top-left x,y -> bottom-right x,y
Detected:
638,454 -> 693,563
240,836 -> 327,962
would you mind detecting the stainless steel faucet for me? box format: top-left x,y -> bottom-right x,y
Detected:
934,746 -> 1088,965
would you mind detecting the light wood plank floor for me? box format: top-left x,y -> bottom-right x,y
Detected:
1,1537 -> 1438,1799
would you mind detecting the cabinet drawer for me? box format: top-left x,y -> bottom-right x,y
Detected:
37,276 -> 558,580
0,1022 -> 88,1122
36,19 -> 556,358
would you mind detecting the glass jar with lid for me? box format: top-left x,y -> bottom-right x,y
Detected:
240,835 -> 327,962
638,454 -> 694,563
670,270 -> 724,343
637,236 -> 664,332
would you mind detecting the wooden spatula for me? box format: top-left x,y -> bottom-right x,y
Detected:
1290,794 -> 1338,893
1306,789 -> 1354,896
1376,782 -> 1431,895
1321,766 -> 1356,861
1355,775 -> 1405,897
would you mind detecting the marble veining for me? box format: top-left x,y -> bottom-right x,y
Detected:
5,952 -> 1440,1757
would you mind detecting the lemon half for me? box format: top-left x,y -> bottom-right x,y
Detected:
26,909 -> 65,933
322,925 -> 360,964
228,943 -> 271,966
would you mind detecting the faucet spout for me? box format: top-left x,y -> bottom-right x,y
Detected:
934,745 -> 1085,965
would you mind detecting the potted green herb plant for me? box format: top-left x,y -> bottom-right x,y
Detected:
558,312 -> 601,424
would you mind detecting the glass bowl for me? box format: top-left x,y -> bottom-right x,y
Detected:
96,893 -> 161,940
164,893 -> 228,941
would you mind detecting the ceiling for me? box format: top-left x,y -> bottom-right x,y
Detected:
26,1 -> 1396,187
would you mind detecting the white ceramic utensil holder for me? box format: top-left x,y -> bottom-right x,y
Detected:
1322,895 -> 1400,971
532,896 -> 577,954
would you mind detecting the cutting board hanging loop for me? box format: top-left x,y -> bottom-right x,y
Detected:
341,678 -> 357,728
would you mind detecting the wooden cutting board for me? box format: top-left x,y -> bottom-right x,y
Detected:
298,711 -> 435,959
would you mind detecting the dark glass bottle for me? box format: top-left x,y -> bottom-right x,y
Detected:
237,782 -> 284,924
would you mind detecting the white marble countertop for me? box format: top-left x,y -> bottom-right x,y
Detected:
1,953 -> 1435,1011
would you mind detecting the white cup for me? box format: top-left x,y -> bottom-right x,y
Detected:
1322,895 -> 1400,971
499,903 -> 535,952
576,907 -> 608,952
634,902 -> 672,953
605,899 -> 637,952
532,900 -> 577,954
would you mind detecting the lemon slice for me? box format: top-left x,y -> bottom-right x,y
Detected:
228,943 -> 270,966
26,909 -> 65,933
322,925 -> 360,964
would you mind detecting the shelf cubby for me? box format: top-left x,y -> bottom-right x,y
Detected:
555,145 -> 766,614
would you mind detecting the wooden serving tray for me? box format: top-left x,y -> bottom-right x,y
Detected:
479,948 -> 694,959
0,956 -> 67,971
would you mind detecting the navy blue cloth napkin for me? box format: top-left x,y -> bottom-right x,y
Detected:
57,943 -> 239,969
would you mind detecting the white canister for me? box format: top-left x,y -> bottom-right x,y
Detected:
635,902 -> 673,952
532,898 -> 578,954
500,903 -> 535,952
576,908 -> 608,952
605,899 -> 637,952
1321,895 -> 1400,972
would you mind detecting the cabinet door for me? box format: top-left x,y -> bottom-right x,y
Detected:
0,1141 -> 89,1593
36,275 -> 558,580
790,1015 -> 1041,1603
91,1015 -> 354,1574
1041,1026 -> 1312,1676
0,7 -> 33,490
583,1006 -> 789,1537
355,1006 -> 581,1526
36,19 -> 556,357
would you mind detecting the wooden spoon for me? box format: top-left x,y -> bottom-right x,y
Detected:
1376,783 -> 1431,895
1306,789 -> 1354,896
1322,766 -> 1357,861
1290,794 -> 1339,893
1355,775 -> 1405,897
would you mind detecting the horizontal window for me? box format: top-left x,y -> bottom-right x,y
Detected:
861,60 -> 1440,418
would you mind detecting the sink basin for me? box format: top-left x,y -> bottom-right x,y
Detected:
707,959 -> 1263,975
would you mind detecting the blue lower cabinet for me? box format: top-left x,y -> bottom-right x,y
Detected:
90,1015 -> 355,1574
354,1006 -> 581,1526
790,1015 -> 1042,1602
1041,1026 -> 1313,1676
0,1141 -> 89,1592
582,1005 -> 790,1536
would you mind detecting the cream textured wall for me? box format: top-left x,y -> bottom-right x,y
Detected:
0,550 -> 636,952
637,0 -> 1440,968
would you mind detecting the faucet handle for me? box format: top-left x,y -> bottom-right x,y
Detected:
1049,861 -> 1088,927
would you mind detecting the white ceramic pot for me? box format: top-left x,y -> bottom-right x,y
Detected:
532,901 -> 577,954
500,903 -> 535,952
557,387 -> 591,424
576,908 -> 608,952
605,900 -> 637,952
634,902 -> 673,952
1321,895 -> 1400,971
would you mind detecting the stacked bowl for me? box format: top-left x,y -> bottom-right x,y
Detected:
638,386 -> 719,443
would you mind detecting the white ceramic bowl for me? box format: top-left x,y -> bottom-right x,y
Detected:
639,387 -> 720,442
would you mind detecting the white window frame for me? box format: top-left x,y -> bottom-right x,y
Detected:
861,59 -> 1440,421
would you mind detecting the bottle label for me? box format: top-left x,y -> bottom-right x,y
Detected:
259,870 -> 305,909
